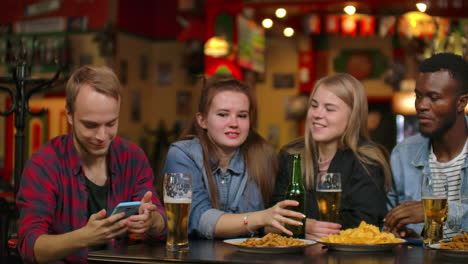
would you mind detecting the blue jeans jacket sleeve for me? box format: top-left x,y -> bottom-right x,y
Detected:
162,142 -> 224,239
388,135 -> 428,235
387,148 -> 401,210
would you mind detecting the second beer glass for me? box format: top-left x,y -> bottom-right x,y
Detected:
421,172 -> 448,248
316,172 -> 342,223
164,173 -> 192,251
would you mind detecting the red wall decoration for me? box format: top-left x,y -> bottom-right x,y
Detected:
360,15 -> 376,36
325,15 -> 340,34
298,51 -> 315,93
341,15 -> 358,37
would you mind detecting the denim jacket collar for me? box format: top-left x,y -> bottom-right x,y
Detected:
411,136 -> 431,172
211,148 -> 245,176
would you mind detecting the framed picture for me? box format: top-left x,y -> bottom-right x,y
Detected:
334,49 -> 388,80
157,62 -> 173,86
67,16 -> 88,32
273,73 -> 295,89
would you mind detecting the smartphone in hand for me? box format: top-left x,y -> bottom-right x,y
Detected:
111,201 -> 141,218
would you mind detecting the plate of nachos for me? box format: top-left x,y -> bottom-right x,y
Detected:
428,233 -> 468,257
224,233 -> 316,254
318,221 -> 406,252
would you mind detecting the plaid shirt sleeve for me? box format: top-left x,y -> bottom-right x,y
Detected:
16,150 -> 62,263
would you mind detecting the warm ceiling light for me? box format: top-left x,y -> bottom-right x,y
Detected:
416,2 -> 427,12
283,27 -> 294,37
275,8 -> 287,18
262,18 -> 273,29
392,91 -> 416,115
344,5 -> 356,15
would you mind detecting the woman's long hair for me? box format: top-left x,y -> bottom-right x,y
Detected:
302,73 -> 392,191
181,76 -> 277,208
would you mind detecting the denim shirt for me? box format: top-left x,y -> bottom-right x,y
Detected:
387,118 -> 468,234
162,138 -> 264,239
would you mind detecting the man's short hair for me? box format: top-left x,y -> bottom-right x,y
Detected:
66,65 -> 121,113
419,53 -> 468,95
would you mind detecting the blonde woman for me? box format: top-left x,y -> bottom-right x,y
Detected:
272,73 -> 392,240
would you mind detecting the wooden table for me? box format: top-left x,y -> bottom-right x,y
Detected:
88,239 -> 465,264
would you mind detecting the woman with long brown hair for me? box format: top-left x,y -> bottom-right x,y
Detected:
273,73 -> 392,240
163,77 -> 304,238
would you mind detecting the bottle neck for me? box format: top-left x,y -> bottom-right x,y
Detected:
290,155 -> 303,184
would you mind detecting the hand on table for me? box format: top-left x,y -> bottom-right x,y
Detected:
383,201 -> 424,238
305,219 -> 341,241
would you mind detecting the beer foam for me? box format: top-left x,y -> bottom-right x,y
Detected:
317,189 -> 342,192
164,196 -> 192,204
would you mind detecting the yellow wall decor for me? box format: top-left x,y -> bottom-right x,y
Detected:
2,96 -> 68,185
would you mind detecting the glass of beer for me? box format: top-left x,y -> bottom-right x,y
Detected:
164,173 -> 192,251
315,172 -> 342,223
421,172 -> 448,248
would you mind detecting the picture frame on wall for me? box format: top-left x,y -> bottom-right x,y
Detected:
67,16 -> 88,32
273,73 -> 295,89
157,62 -> 173,86
333,49 -> 388,80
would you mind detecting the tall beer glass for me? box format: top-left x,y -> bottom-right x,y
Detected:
316,172 -> 342,223
164,173 -> 192,251
421,172 -> 448,248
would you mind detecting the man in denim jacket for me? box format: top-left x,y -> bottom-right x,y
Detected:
385,53 -> 468,239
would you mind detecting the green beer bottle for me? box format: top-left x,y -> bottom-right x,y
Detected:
284,153 -> 306,238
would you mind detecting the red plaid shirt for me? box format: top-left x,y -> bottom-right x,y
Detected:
16,134 -> 167,263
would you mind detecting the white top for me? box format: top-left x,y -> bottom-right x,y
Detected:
429,138 -> 468,239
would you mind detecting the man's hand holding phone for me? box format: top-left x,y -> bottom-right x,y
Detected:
81,209 -> 129,247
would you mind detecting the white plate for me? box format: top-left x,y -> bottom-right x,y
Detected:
223,237 -> 316,254
428,243 -> 468,257
317,238 -> 406,252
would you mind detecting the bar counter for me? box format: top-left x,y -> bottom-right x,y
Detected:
88,239 -> 465,264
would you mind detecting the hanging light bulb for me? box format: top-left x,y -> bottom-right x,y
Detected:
283,27 -> 294,37
344,5 -> 356,15
275,8 -> 287,18
262,18 -> 273,29
416,2 -> 427,12
392,91 -> 416,115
